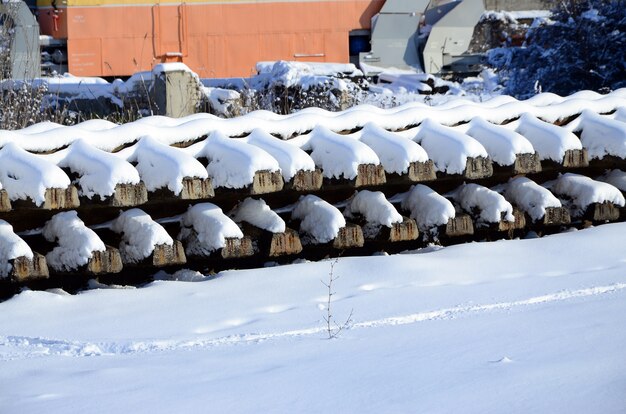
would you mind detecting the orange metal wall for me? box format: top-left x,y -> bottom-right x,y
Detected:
36,1 -> 384,77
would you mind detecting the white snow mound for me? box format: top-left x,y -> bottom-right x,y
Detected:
118,137 -> 208,194
302,126 -> 380,180
513,113 -> 582,162
112,209 -> 174,263
230,198 -> 286,234
415,119 -> 488,174
576,111 -> 626,159
0,143 -> 70,206
597,169 -> 626,192
505,177 -> 562,221
453,184 -> 514,224
548,173 -> 625,212
461,117 -> 535,166
187,131 -> 280,189
42,211 -> 106,271
245,129 -> 315,181
0,220 -> 33,278
401,184 -> 455,230
354,123 -> 428,175
180,203 -> 244,255
345,190 -> 403,228
292,195 -> 346,243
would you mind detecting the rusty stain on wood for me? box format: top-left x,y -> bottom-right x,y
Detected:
111,182 -> 149,207
543,207 -> 571,226
151,241 -> 187,266
463,156 -> 493,180
513,153 -> 542,174
10,253 -> 49,283
562,149 -> 589,168
251,170 -> 284,195
86,246 -> 123,275
290,169 -> 323,192
0,189 -> 10,212
332,224 -> 364,249
408,160 -> 436,182
43,186 -> 80,210
445,214 -> 474,237
355,164 -> 386,187
269,229 -> 303,257
221,236 -> 254,259
180,177 -> 214,200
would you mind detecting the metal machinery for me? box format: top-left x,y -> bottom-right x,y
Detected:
0,0 -> 40,79
360,0 -> 485,74
1,0 -> 486,79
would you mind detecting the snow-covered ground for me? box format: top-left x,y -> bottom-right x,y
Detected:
2,223 -> 626,413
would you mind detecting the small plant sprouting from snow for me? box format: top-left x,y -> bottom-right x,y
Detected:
321,258 -> 353,340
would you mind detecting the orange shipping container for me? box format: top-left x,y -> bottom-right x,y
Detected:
36,0 -> 384,77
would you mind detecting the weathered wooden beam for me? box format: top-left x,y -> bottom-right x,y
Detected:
85,246 -> 123,275
444,214 -> 474,237
354,164 -> 386,187
542,207 -> 571,226
179,177 -> 214,200
110,183 -> 149,207
288,169 -> 323,192
376,218 -> 419,242
150,241 -> 187,267
251,170 -> 284,195
0,189 -> 10,212
9,253 -> 49,283
408,160 -> 437,182
220,236 -> 255,259
562,149 -> 589,168
496,209 -> 526,232
463,156 -> 493,180
268,229 -> 303,257
585,202 -> 621,222
42,186 -> 80,210
332,224 -> 365,249
513,153 -> 542,175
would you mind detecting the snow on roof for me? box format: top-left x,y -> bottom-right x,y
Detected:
230,198 -> 286,234
571,111 -> 626,160
0,143 -> 71,206
245,129 -> 315,181
504,177 -> 562,221
299,126 -> 380,180
415,119 -> 488,175
597,169 -> 626,192
112,209 -> 174,263
42,211 -> 106,272
44,139 -> 140,199
180,203 -> 244,255
546,173 -> 626,212
401,184 -> 455,230
117,137 -> 207,194
0,219 -> 33,278
509,113 -> 582,162
344,190 -> 403,228
457,117 -> 535,166
185,131 -> 280,189
352,123 -> 428,175
452,184 -> 514,224
292,195 -> 346,244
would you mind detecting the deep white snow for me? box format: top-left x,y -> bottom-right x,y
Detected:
546,173 -> 625,214
230,198 -> 286,234
400,184 -> 456,230
2,224 -> 626,413
504,177 -> 562,221
0,220 -> 33,278
344,190 -> 403,228
452,183 -> 514,224
179,203 -> 244,256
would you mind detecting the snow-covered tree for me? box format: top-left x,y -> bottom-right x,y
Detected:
488,0 -> 626,98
